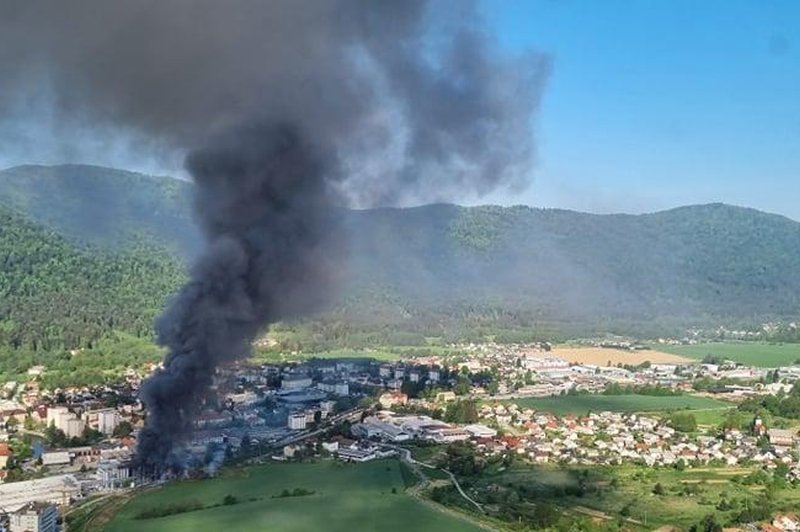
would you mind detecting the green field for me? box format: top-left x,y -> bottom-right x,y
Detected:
451,462 -> 800,529
654,342 -> 800,368
509,394 -> 731,416
250,348 -> 402,364
105,460 -> 482,532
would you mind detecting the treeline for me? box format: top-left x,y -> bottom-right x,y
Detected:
739,383 -> 800,420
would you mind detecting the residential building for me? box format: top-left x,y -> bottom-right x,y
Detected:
0,442 -> 11,469
83,408 -> 120,435
768,429 -> 795,447
288,413 -> 307,430
333,382 -> 349,396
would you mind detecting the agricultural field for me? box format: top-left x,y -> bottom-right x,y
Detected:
250,344 -> 465,364
452,462 -> 800,529
103,460 -> 483,532
250,347 -> 402,364
652,342 -> 800,368
552,346 -> 693,366
508,394 -> 731,416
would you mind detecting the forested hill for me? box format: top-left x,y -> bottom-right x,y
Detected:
3,164 -> 800,342
0,164 -> 199,254
343,202 -> 800,327
0,204 -> 185,375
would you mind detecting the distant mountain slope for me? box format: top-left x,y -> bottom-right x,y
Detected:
340,203 -> 800,329
2,164 -> 800,331
0,164 -> 200,254
0,204 -> 185,369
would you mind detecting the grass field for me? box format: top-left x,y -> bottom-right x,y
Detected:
251,348 -> 402,364
509,394 -> 731,416
652,342 -> 800,368
460,462 -> 800,529
106,460 -> 482,532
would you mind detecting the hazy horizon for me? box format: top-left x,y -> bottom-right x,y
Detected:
2,161 -> 798,224
1,1 -> 797,216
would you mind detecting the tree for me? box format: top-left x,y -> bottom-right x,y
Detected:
690,514 -> 722,532
669,412 -> 697,433
531,503 -> 560,528
652,483 -> 665,495
113,420 -> 133,438
454,378 -> 471,396
444,400 -> 478,424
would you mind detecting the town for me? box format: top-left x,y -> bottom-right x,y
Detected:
2,341 -> 800,531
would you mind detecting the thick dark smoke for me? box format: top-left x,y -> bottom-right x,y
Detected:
139,123 -> 342,469
0,1 -> 549,469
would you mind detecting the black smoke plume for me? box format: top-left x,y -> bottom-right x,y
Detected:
0,1 -> 550,470
138,123 -> 342,469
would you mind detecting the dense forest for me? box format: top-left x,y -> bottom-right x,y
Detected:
0,204 -> 184,379
3,164 -> 800,381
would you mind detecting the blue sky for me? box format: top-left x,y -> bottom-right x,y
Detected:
1,2 -> 797,219
480,0 -> 800,219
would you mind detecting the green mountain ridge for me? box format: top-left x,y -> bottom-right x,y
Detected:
0,164 -> 200,254
0,203 -> 185,377
2,164 -> 800,356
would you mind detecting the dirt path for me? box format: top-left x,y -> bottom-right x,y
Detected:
407,483 -> 499,531
390,445 -> 498,531
571,505 -> 643,526
66,492 -> 134,532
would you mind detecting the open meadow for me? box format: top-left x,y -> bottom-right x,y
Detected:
456,462 -> 800,529
651,342 -> 800,368
103,460 -> 483,532
508,394 -> 731,416
251,347 -> 402,364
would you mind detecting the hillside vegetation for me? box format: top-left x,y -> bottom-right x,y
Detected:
0,164 -> 199,254
0,204 -> 184,378
3,164 -> 800,376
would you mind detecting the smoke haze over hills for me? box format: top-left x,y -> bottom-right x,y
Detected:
3,164 -> 800,331
0,1 -> 549,469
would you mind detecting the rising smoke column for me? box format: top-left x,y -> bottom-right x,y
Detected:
0,1 -> 550,469
138,123 -> 342,469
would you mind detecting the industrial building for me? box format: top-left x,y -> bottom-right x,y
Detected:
8,502 -> 58,532
0,475 -> 81,512
96,459 -> 132,490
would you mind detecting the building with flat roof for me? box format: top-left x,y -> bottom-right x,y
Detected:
288,413 -> 307,430
83,408 -> 120,435
41,451 -> 70,467
0,475 -> 81,512
9,502 -> 58,532
281,373 -> 312,391
464,424 -> 498,438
